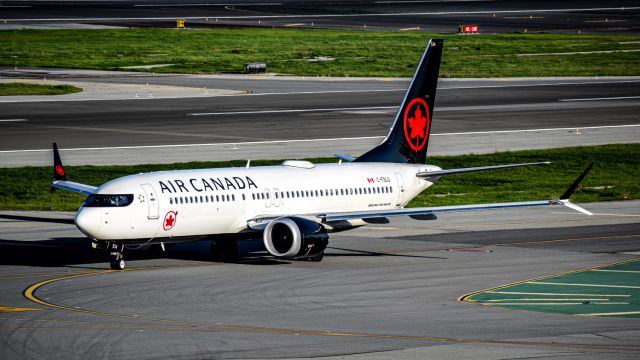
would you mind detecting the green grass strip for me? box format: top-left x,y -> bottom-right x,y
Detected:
2,29 -> 640,77
0,83 -> 82,96
1,144 -> 638,211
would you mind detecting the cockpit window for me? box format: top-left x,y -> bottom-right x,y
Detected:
84,194 -> 134,207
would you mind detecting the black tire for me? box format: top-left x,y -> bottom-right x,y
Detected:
210,239 -> 238,262
308,252 -> 324,262
110,258 -> 125,270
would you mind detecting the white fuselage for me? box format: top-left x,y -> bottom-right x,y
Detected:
74,161 -> 440,242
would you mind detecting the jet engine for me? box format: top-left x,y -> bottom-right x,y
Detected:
263,217 -> 328,259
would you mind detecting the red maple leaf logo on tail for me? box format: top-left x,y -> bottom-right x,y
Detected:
403,98 -> 430,152
408,106 -> 426,140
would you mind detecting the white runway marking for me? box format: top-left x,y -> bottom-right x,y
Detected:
559,96 -> 640,102
432,124 -> 640,136
441,80 -> 640,91
580,311 -> 640,316
528,281 -> 640,289
0,119 -> 27,123
189,106 -> 394,116
1,124 -> 638,154
8,7 -> 640,21
487,291 -> 629,297
133,2 -> 283,6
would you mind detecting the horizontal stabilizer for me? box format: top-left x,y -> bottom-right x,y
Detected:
50,143 -> 97,195
335,154 -> 356,162
52,180 -> 97,195
417,162 -> 550,179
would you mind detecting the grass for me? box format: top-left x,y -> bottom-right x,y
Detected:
1,144 -> 638,212
1,29 -> 640,77
0,83 -> 82,96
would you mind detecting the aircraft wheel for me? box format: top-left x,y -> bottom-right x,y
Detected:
110,258 -> 126,271
210,239 -> 237,262
308,252 -> 324,262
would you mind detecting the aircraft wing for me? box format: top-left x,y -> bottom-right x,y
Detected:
416,162 -> 550,179
319,199 -> 590,223
248,163 -> 594,229
323,162 -> 594,221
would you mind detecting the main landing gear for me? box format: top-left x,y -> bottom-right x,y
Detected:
209,239 -> 238,263
108,242 -> 126,270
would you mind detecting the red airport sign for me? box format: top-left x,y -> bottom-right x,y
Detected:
458,25 -> 479,34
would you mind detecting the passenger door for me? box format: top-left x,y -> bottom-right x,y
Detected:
141,183 -> 159,219
394,173 -> 405,206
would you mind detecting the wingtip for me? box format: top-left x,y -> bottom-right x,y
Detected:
559,162 -> 595,200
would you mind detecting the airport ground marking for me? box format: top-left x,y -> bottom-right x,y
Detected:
8,6 -> 640,22
20,263 -> 640,351
486,291 -> 629,297
0,306 -> 42,313
188,106 -> 394,116
2,124 -> 638,154
458,258 -> 639,302
460,258 -> 640,317
560,95 -> 640,102
474,302 -> 629,306
493,234 -> 640,247
481,298 -> 615,302
579,311 -> 640,316
527,281 -> 640,289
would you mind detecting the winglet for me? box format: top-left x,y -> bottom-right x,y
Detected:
560,162 -> 594,200
553,162 -> 595,216
53,143 -> 67,181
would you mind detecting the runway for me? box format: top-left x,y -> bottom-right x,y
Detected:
0,201 -> 639,359
2,0 -> 640,34
0,74 -> 638,166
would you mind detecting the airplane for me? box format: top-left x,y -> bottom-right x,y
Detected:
50,38 -> 593,270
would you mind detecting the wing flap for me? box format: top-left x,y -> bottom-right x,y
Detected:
320,200 -> 554,222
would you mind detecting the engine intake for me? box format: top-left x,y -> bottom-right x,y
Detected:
263,217 -> 328,259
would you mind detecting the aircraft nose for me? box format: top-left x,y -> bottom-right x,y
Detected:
75,208 -> 101,238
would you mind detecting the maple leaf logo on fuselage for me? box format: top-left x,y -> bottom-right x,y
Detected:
163,211 -> 177,231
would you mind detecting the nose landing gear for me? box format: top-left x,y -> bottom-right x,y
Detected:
108,242 -> 126,270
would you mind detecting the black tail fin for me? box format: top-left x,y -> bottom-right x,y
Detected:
355,38 -> 443,164
53,143 -> 67,181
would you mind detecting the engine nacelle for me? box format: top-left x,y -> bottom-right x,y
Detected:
263,217 -> 328,259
